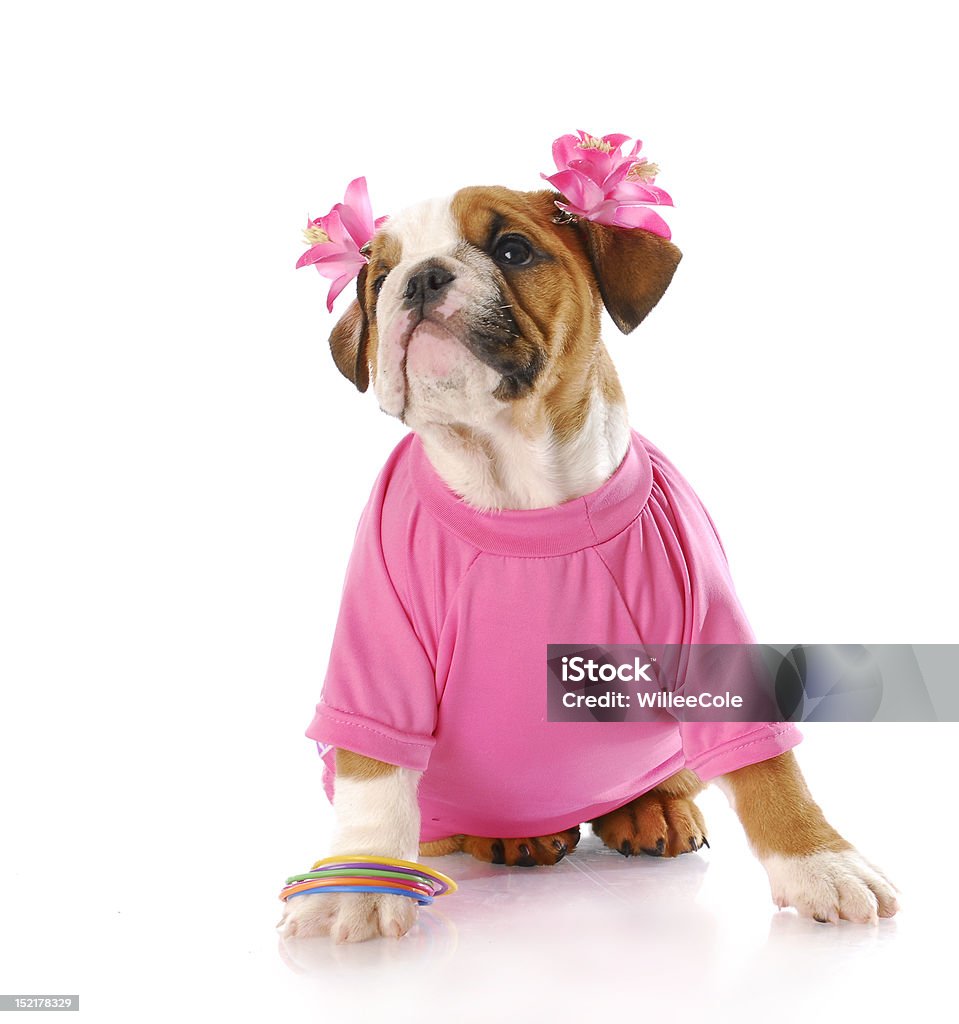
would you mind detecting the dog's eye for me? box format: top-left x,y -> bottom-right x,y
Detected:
373,273 -> 388,294
492,235 -> 534,268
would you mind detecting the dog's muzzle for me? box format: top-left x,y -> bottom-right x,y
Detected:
402,260 -> 456,314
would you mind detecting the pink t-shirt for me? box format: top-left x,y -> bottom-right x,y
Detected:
307,431 -> 801,842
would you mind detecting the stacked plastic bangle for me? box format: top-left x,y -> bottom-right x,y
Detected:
279,855 -> 458,907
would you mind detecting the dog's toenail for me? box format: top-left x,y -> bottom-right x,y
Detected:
813,914 -> 828,924
689,836 -> 698,850
620,840 -> 632,857
701,836 -> 710,848
517,844 -> 536,867
641,838 -> 666,857
491,840 -> 505,864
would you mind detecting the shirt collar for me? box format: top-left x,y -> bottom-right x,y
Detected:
408,430 -> 652,557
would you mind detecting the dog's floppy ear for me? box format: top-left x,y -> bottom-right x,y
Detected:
328,266 -> 371,392
577,219 -> 682,334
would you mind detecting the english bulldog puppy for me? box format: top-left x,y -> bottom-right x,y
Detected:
279,186 -> 898,943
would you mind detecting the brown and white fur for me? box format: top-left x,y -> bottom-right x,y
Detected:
279,186 -> 898,943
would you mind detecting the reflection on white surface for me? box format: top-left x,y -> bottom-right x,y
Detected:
279,831 -> 716,973
274,781 -> 926,1023
1,724 -> 952,1023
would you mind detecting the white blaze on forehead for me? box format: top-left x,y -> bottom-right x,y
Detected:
372,194 -> 477,420
381,195 -> 460,260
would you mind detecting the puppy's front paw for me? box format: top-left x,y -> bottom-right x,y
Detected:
276,891 -> 417,943
762,848 -> 900,924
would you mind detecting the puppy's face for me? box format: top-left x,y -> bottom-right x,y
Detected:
328,187 -> 682,437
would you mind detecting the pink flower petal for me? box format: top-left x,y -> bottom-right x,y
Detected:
340,177 -> 375,246
570,147 -> 615,185
310,253 -> 364,278
344,176 -> 373,225
543,169 -> 604,214
600,160 -> 634,192
575,174 -> 605,211
295,242 -> 338,269
335,206 -> 365,249
324,269 -> 359,312
552,134 -> 582,172
644,184 -> 673,206
583,200 -> 622,226
542,169 -> 586,207
612,180 -> 674,206
601,133 -> 631,150
611,205 -> 672,238
317,208 -> 348,246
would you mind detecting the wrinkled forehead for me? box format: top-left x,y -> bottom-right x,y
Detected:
368,187 -> 561,265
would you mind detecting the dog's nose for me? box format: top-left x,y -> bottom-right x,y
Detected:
403,261 -> 455,309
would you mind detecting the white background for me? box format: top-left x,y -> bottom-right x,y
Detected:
1,1 -> 956,1021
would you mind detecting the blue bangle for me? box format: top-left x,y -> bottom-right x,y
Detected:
284,884 -> 435,906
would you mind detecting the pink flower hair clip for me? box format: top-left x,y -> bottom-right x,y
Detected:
541,131 -> 674,239
298,132 -> 672,312
296,176 -> 388,312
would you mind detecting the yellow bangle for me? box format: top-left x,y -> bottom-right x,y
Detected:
309,855 -> 458,894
